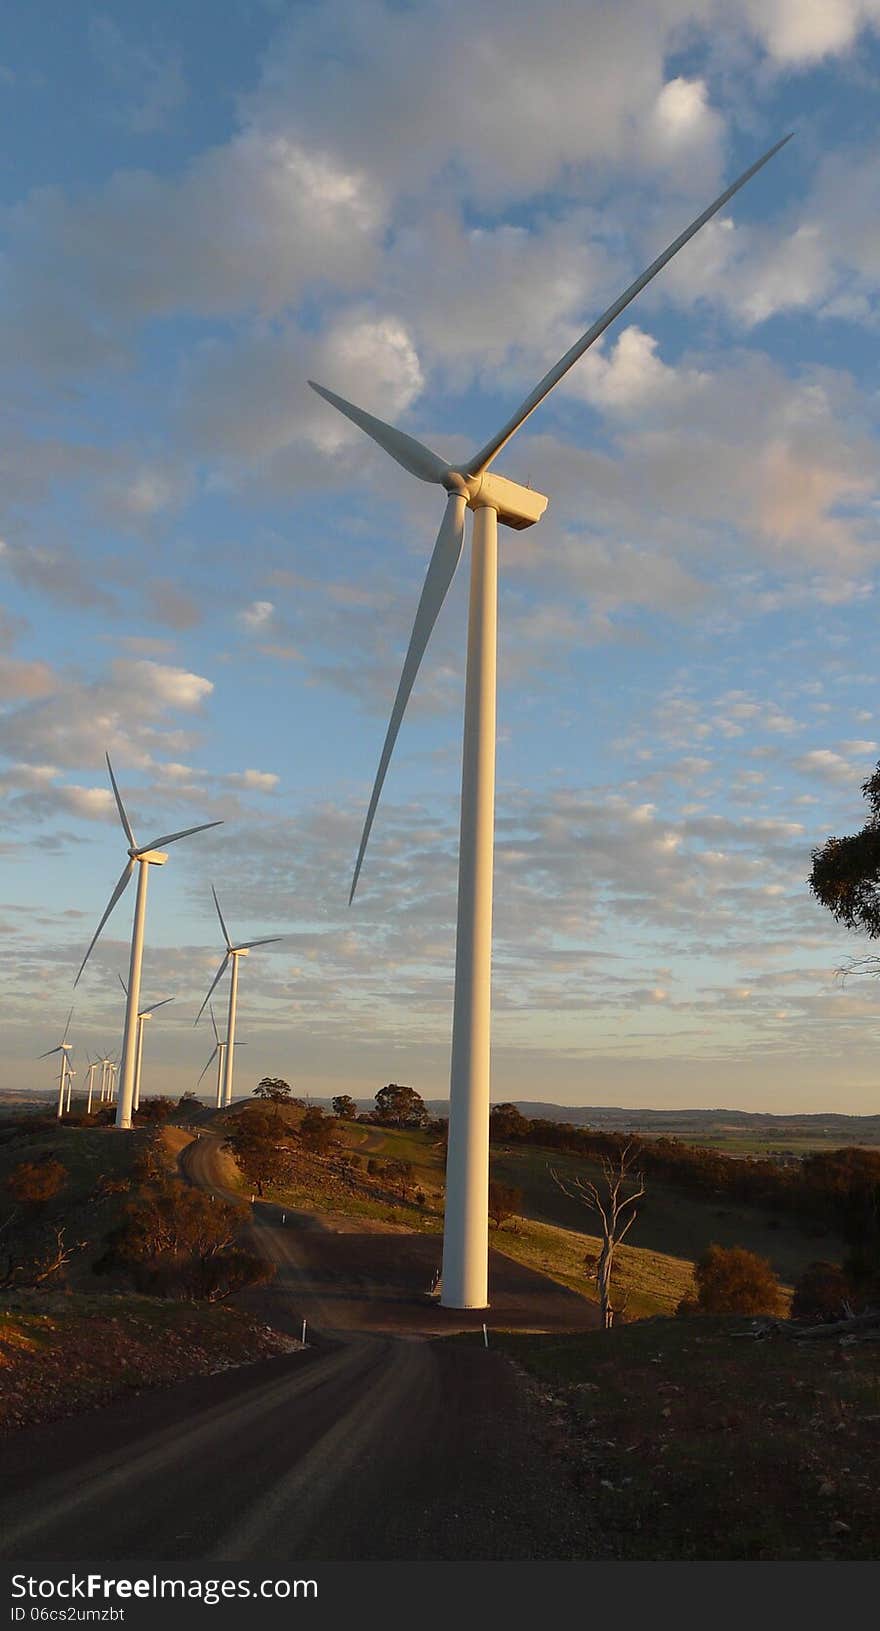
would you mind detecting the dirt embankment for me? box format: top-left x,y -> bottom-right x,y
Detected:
0,1292 -> 299,1432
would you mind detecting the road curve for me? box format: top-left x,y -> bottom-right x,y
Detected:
0,1134 -> 593,1561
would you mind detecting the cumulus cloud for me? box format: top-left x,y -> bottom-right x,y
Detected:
1,131 -> 384,379
742,0 -> 880,63
0,658 -> 214,772
225,769 -> 280,792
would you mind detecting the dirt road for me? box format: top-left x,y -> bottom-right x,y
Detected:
0,1135 -> 598,1561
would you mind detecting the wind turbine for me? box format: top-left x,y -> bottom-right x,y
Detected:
118,975 -> 173,1112
196,887 -> 281,1107
39,1008 -> 74,1119
310,136 -> 791,1309
197,1004 -> 247,1109
74,753 -> 222,1130
84,1056 -> 100,1115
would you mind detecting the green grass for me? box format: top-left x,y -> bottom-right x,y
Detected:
489,1215 -> 696,1318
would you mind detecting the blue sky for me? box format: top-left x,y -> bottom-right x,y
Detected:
4,0 -> 880,1112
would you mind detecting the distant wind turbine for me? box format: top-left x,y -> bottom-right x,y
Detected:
118,974 -> 173,1113
74,753 -> 221,1130
84,1056 -> 99,1115
39,1008 -> 74,1120
310,136 -> 792,1309
198,1003 -> 246,1109
196,887 -> 282,1107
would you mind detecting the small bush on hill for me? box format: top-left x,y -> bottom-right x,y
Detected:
95,1178 -> 274,1301
791,1260 -> 853,1323
6,1156 -> 67,1209
681,1244 -> 787,1317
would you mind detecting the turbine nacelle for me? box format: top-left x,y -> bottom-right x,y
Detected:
130,849 -> 168,865
468,472 -> 548,530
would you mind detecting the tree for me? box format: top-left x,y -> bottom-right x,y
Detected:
551,1144 -> 645,1328
253,1078 -> 292,1104
224,1111 -> 295,1196
0,1220 -> 76,1290
6,1157 -> 67,1209
687,1244 -> 786,1317
489,1103 -> 529,1143
134,1096 -> 177,1123
382,1158 -> 413,1198
96,1178 -> 273,1300
299,1107 -> 339,1157
373,1082 -> 427,1127
810,763 -> 880,942
792,1260 -> 854,1323
332,1095 -> 358,1120
488,1180 -> 522,1229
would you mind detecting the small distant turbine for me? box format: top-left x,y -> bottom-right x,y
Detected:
196,887 -> 281,1107
84,1057 -> 99,1115
310,136 -> 792,1309
118,974 -> 173,1112
198,1004 -> 246,1109
39,1008 -> 74,1120
74,753 -> 222,1130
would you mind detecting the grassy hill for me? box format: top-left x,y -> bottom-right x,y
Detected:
222,1110 -> 845,1319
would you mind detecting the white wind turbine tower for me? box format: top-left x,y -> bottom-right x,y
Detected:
310,136 -> 791,1309
196,887 -> 282,1108
39,1008 -> 74,1120
117,975 -> 173,1112
84,1056 -> 100,1115
74,753 -> 222,1130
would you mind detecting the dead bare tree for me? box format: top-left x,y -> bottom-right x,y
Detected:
0,1224 -> 77,1290
551,1143 -> 645,1329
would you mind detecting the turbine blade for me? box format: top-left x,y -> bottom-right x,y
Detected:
139,820 -> 223,853
350,491 -> 467,903
212,885 -> 232,949
142,996 -> 173,1014
73,859 -> 136,987
210,1003 -> 220,1044
197,1047 -> 219,1086
236,936 -> 284,950
38,1045 -> 62,1059
465,134 -> 793,476
194,955 -> 230,1026
61,1005 -> 74,1044
308,381 -> 449,486
118,972 -> 128,996
106,753 -> 136,848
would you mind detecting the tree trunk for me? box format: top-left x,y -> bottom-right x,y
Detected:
598,1243 -> 614,1329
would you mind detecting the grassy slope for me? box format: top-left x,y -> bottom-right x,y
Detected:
234,1115 -> 839,1319
491,1319 -> 880,1560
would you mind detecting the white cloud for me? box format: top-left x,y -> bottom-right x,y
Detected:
226,769 -> 280,792
743,0 -> 880,63
239,600 -> 275,630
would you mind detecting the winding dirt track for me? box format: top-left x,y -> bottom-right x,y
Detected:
0,1135 -> 598,1561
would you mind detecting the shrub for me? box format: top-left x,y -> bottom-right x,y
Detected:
488,1180 -> 523,1229
792,1260 -> 853,1323
6,1157 -> 67,1209
688,1244 -> 787,1316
